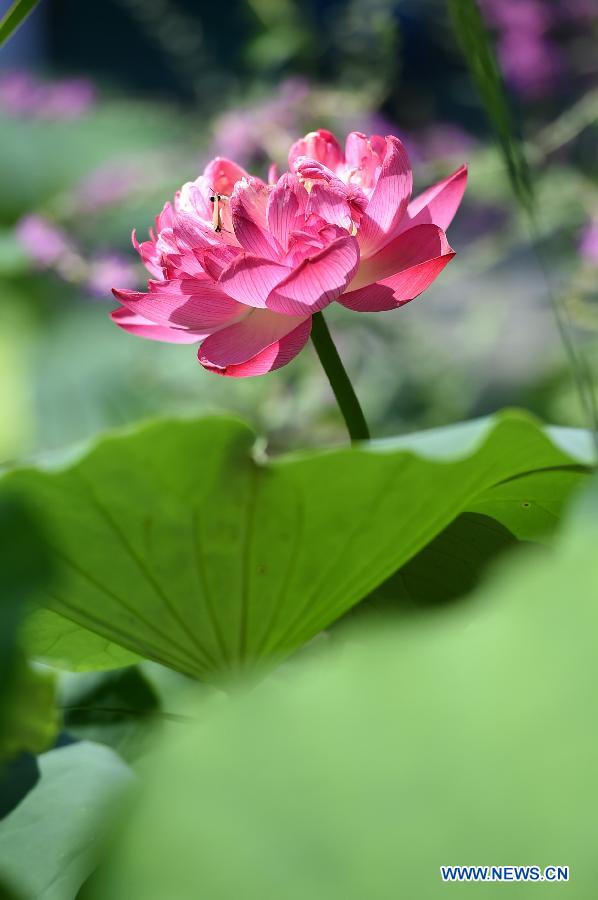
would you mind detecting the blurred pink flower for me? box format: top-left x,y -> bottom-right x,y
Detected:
86,253 -> 139,297
74,161 -> 144,213
210,78 -> 309,167
561,0 -> 597,23
479,0 -> 552,33
478,0 -> 571,99
416,124 -> 477,163
497,31 -> 565,99
579,219 -> 598,264
0,71 -> 42,116
112,130 -> 466,377
16,214 -> 75,268
0,70 -> 95,119
38,78 -> 96,119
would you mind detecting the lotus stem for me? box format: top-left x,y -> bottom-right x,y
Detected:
310,311 -> 370,443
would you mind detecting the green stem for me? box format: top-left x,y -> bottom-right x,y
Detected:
310,311 -> 370,443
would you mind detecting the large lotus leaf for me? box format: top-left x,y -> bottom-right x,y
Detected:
22,609 -> 140,672
0,411 -> 593,680
344,512 -> 520,618
84,481 -> 598,899
468,468 -> 587,541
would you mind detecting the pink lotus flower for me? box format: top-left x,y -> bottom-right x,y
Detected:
112,130 -> 466,377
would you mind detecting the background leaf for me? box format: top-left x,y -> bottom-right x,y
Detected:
22,609 -> 140,672
0,412 -> 592,680
343,512 -> 520,618
0,0 -> 42,48
468,469 -> 587,541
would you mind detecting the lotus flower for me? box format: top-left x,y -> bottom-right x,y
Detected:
112,130 -> 467,376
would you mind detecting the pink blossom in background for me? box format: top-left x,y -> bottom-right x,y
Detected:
579,219 -> 598,264
497,31 -> 565,100
86,253 -> 139,298
210,81 -> 422,173
0,70 -> 95,119
479,0 -> 551,33
15,214 -> 136,295
74,161 -> 145,213
416,124 -> 477,163
16,215 -> 75,268
350,114 -> 422,165
0,71 -> 42,116
481,0 -> 596,29
38,78 -> 96,119
112,129 -> 466,377
478,0 -> 569,99
352,121 -> 474,169
210,79 -> 310,168
560,0 -> 597,23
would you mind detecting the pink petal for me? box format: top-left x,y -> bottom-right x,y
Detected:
162,252 -> 204,280
198,309 -> 311,376
199,243 -> 240,281
293,163 -> 368,229
344,132 -> 385,188
288,129 -> 344,173
400,164 -> 468,233
293,157 -> 339,184
203,157 -> 251,196
132,230 -> 164,280
172,213 -> 219,253
266,235 -> 360,316
154,227 -> 179,257
358,136 -> 413,258
112,279 -> 246,331
349,223 -> 452,289
305,182 -> 354,231
175,179 -> 212,221
218,255 -> 291,308
231,178 -> 280,259
163,252 -> 206,281
155,202 -> 175,231
111,308 -> 205,344
340,225 -> 455,311
266,174 -> 308,252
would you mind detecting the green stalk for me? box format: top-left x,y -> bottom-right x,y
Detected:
310,312 -> 370,443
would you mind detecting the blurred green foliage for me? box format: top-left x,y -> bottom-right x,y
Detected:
0,0 -> 42,49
